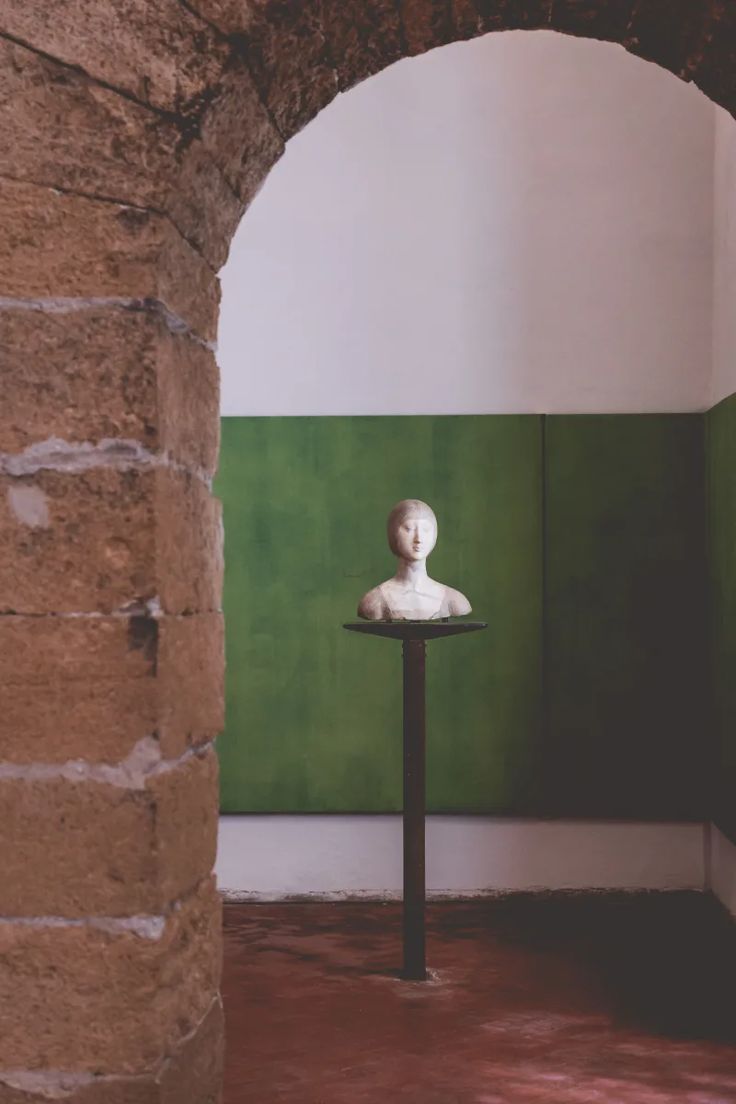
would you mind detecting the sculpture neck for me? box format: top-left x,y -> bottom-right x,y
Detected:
395,558 -> 429,585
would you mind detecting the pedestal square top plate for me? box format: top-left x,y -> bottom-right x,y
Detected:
343,620 -> 487,641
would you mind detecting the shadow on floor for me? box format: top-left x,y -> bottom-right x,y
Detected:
222,893 -> 736,1103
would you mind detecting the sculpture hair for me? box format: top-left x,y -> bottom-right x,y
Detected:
386,499 -> 438,556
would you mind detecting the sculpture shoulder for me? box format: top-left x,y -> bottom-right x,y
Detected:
444,586 -> 472,616
358,585 -> 388,621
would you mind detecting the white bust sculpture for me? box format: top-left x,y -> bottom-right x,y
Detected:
358,499 -> 472,621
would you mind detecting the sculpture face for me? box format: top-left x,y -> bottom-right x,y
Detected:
357,498 -> 471,622
387,499 -> 438,559
392,513 -> 437,563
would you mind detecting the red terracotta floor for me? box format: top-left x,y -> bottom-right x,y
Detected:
222,894 -> 736,1103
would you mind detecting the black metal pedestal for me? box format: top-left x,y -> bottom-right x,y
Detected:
344,619 -> 487,980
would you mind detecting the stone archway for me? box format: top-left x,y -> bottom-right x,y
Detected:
1,2 -> 733,1099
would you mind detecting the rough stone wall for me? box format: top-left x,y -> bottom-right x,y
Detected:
0,1 -> 733,1100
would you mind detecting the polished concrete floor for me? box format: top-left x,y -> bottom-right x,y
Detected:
222,893 -> 736,1103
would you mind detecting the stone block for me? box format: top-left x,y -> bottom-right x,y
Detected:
451,0 -> 551,38
0,999 -> 223,1102
448,0 -> 481,38
156,324 -> 221,478
0,307 -> 219,475
150,749 -> 221,911
0,38 -> 175,206
199,66 -> 284,204
400,0 -> 455,55
170,140 -> 246,269
158,614 -> 226,758
203,0 -> 338,138
0,0 -> 229,115
625,0 -> 712,79
0,612 -> 223,764
182,0 -> 247,30
548,0 -> 633,40
0,1079 -> 157,1104
1,747 -> 219,916
155,469 -> 224,616
0,37 -> 242,269
693,4 -> 736,117
0,615 -> 156,765
0,467 -> 155,615
158,997 -> 224,1104
0,468 -> 222,615
323,0 -> 404,91
0,878 -> 222,1073
0,179 -> 219,342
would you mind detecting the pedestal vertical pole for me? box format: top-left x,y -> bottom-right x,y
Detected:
402,638 -> 427,980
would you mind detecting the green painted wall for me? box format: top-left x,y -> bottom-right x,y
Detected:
708,395 -> 736,844
544,416 -> 708,820
216,413 -> 710,818
216,416 -> 543,813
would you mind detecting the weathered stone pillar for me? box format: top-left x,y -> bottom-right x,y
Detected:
0,8 -> 256,1098
0,213 -> 227,1099
0,0 -> 303,1090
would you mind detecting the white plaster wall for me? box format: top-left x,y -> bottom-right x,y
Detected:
219,30 -> 715,416
712,106 -> 736,406
710,825 -> 736,918
216,817 -> 707,898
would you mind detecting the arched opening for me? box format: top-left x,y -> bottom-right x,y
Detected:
2,3 -> 736,1101
214,25 -> 736,1102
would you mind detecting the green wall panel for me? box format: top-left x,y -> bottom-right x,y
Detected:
708,395 -> 736,844
216,416 -> 543,813
217,413 -> 711,819
544,415 -> 708,819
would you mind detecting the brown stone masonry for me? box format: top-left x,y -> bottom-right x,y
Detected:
0,466 -> 222,615
0,999 -> 223,1104
0,877 -> 222,1072
1,307 -> 221,473
0,612 -> 224,764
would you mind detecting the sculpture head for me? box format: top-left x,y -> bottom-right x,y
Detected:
387,499 -> 438,564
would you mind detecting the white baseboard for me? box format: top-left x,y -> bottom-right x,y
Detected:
216,816 -> 707,900
710,824 -> 736,918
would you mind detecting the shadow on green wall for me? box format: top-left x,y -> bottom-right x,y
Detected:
708,395 -> 736,844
